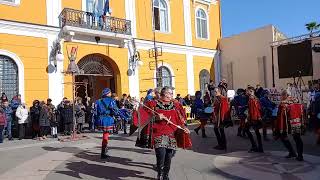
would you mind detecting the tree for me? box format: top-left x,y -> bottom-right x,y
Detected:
305,21 -> 320,34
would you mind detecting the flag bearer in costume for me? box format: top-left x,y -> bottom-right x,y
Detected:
193,91 -> 208,138
212,88 -> 232,150
95,88 -> 121,159
244,87 -> 264,153
145,86 -> 190,180
233,88 -> 248,137
274,90 -> 304,161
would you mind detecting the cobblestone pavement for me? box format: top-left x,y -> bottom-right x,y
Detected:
0,125 -> 320,180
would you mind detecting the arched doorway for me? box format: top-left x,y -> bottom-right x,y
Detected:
0,55 -> 19,100
199,69 -> 210,96
76,54 -> 120,102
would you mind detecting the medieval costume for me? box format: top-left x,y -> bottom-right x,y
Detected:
213,89 -> 231,150
260,90 -> 276,141
193,91 -> 209,138
245,93 -> 264,153
233,89 -> 248,137
95,88 -> 121,159
274,93 -> 304,161
132,87 -> 191,180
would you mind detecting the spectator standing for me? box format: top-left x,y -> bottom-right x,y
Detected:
75,97 -> 86,133
175,94 -> 185,105
208,80 -> 216,97
30,100 -> 41,139
218,79 -> 228,97
57,97 -> 68,133
61,100 -> 73,135
255,84 -> 264,99
16,102 -> 29,140
1,93 -> 8,103
47,99 -> 58,138
39,101 -> 50,140
10,94 -> 21,137
1,100 -> 13,140
0,108 -> 6,143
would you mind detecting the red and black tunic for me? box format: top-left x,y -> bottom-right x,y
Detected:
147,100 -> 186,150
213,95 -> 231,128
247,96 -> 263,129
275,97 -> 303,135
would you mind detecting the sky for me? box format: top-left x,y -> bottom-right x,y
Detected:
221,0 -> 320,38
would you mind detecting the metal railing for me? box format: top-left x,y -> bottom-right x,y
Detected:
59,8 -> 131,36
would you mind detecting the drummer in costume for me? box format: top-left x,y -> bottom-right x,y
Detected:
212,88 -> 231,150
274,90 -> 304,161
244,87 -> 264,153
233,88 -> 248,137
145,86 -> 190,180
193,91 -> 209,138
95,88 -> 121,159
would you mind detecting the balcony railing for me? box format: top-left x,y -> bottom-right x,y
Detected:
59,8 -> 131,36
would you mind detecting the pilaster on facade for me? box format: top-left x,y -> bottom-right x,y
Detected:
46,0 -> 62,27
183,0 -> 192,46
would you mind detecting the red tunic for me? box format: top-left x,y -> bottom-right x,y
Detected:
248,96 -> 262,121
146,100 -> 186,149
213,96 -> 230,127
275,98 -> 303,134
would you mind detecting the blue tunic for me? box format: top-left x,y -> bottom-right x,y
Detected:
233,95 -> 248,118
95,97 -> 119,132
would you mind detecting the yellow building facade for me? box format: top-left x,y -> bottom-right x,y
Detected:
0,0 -> 221,105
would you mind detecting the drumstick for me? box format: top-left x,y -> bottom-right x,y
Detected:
130,99 -> 184,130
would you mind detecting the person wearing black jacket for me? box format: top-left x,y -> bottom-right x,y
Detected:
39,101 -> 50,140
61,100 -> 74,135
30,100 -> 41,139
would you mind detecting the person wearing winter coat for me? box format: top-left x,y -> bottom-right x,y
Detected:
75,97 -> 86,133
30,100 -> 41,139
39,101 -> 50,140
0,108 -> 6,143
16,103 -> 29,140
61,100 -> 74,135
1,100 -> 13,140
47,99 -> 58,138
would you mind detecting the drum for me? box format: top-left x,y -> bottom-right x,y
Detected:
204,107 -> 214,114
317,113 -> 320,120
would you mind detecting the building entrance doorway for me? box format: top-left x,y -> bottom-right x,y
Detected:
75,54 -> 119,102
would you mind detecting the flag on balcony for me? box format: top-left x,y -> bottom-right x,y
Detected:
103,0 -> 110,15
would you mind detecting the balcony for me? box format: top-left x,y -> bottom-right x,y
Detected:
59,8 -> 132,43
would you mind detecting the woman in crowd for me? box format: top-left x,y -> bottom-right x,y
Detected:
39,101 -> 50,140
75,97 -> 86,133
16,102 -> 29,140
193,91 -> 208,138
30,100 -> 41,139
61,100 -> 74,135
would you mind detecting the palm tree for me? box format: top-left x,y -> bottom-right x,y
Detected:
305,21 -> 320,34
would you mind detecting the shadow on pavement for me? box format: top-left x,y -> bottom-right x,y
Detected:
55,161 -> 156,180
42,146 -> 156,180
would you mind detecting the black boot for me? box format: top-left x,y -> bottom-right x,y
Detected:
293,135 -> 304,161
282,139 -> 296,158
202,129 -> 207,138
194,127 -> 200,135
256,130 -> 264,153
101,145 -> 110,159
157,172 -> 164,180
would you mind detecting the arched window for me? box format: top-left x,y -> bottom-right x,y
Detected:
158,66 -> 172,87
0,55 -> 19,100
196,8 -> 208,39
199,69 -> 210,96
153,0 -> 169,32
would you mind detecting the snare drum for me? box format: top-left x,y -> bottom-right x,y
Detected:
272,108 -> 278,117
204,107 -> 214,114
